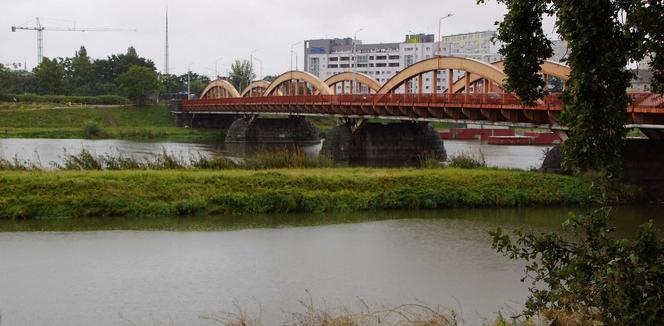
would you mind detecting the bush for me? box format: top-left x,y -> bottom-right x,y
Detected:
447,152 -> 486,169
491,208 -> 664,324
0,93 -> 130,105
82,121 -> 106,138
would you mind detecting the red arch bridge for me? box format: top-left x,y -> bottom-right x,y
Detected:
176,57 -> 664,140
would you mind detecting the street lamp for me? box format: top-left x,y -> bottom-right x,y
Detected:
290,41 -> 302,71
214,56 -> 224,79
250,49 -> 258,78
254,57 -> 263,80
352,28 -> 364,94
438,14 -> 453,56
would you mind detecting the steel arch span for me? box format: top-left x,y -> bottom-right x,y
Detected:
376,56 -> 507,96
264,70 -> 333,96
200,79 -> 241,99
324,72 -> 381,94
452,60 -> 571,93
240,80 -> 271,97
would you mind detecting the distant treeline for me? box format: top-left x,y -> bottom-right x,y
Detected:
0,46 -> 210,100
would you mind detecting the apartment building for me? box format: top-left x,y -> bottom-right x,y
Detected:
304,31 -> 568,94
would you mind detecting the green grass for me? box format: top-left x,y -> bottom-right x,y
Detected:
0,168 -> 603,220
0,102 -> 223,141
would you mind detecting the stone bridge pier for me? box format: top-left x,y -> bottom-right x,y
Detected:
542,139 -> 664,201
322,120 -> 447,164
225,116 -> 321,144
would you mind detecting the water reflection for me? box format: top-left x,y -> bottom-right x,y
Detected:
0,138 -> 549,170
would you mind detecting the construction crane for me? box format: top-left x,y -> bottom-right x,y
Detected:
11,17 -> 137,65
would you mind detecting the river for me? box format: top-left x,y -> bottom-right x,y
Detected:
0,207 -> 661,325
0,138 -> 550,170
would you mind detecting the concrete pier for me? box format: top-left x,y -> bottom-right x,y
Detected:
225,116 -> 321,144
542,140 -> 664,200
322,122 -> 446,164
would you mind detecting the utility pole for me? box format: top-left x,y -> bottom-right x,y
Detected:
352,28 -> 364,94
11,17 -> 136,65
438,14 -> 453,56
187,66 -> 191,99
164,8 -> 170,74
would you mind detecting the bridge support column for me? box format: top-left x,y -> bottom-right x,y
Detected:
225,116 -> 321,144
322,122 -> 447,164
541,139 -> 664,201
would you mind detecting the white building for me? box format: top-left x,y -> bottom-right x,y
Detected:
304,31 -> 568,94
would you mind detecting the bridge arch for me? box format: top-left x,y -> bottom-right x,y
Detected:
452,60 -> 571,93
240,80 -> 271,97
376,56 -> 507,95
264,71 -> 333,96
324,72 -> 381,94
200,79 -> 241,99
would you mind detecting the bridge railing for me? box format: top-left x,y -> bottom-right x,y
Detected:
182,92 -> 570,110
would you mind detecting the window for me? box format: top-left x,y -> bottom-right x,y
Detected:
388,55 -> 400,60
329,57 -> 339,62
340,57 -> 350,61
340,64 -> 350,68
376,55 -> 387,60
328,64 -> 338,68
388,62 -> 399,67
357,64 -> 368,68
376,63 -> 387,67
369,56 -> 375,60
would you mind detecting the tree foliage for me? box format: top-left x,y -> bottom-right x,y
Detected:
479,0 -> 663,177
229,59 -> 256,92
33,57 -> 66,95
117,65 -> 159,106
491,209 -> 664,324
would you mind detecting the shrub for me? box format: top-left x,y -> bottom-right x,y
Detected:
1,93 -> 130,105
491,208 -> 664,324
447,151 -> 486,169
82,121 -> 106,138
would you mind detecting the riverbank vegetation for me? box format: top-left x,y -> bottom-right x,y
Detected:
0,164 -> 603,220
0,103 -> 222,141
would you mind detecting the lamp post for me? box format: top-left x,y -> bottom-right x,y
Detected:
290,41 -> 302,71
214,57 -> 224,79
250,49 -> 258,77
352,28 -> 364,94
254,57 -> 263,80
438,14 -> 453,56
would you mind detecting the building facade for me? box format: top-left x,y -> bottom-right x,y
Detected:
304,31 -> 568,94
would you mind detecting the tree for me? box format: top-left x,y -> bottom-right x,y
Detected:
117,65 -> 159,106
491,209 -> 664,324
33,57 -> 66,94
479,0 -> 664,178
93,46 -> 156,94
67,46 -> 95,95
263,75 -> 278,83
229,59 -> 255,92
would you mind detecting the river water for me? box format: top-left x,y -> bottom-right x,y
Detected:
0,208 -> 661,326
0,138 -> 655,325
0,138 -> 550,170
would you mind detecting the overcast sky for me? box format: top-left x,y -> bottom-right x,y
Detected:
1,0 -> 557,77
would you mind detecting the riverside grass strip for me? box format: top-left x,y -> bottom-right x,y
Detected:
0,168 -> 600,220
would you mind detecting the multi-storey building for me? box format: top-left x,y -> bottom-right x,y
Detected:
304,31 -> 568,94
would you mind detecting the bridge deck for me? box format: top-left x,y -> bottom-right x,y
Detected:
180,93 -> 664,129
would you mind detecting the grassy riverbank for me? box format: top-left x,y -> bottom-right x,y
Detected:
0,168 -> 606,220
0,102 -> 222,141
